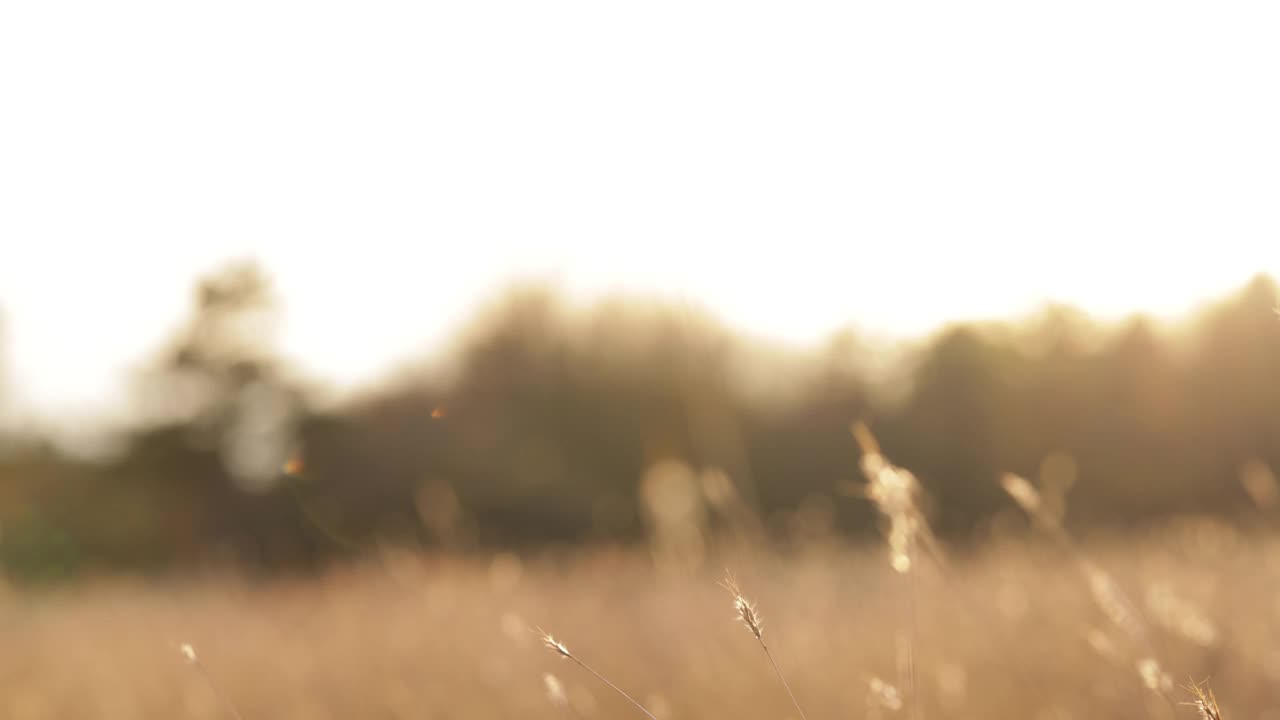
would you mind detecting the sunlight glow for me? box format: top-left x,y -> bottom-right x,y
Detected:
1,0 -> 1277,423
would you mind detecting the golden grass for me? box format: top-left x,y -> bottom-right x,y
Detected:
536,628 -> 660,719
0,523 -> 1269,719
1185,679 -> 1224,720
721,571 -> 808,720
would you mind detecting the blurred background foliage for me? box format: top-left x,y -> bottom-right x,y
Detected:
1,263 -> 1278,581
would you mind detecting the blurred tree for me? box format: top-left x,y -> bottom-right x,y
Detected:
5,269 -> 1280,579
884,326 -> 1023,536
1075,317 -> 1186,519
67,261 -> 317,572
1185,275 -> 1280,503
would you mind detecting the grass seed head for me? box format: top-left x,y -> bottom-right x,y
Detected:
1184,681 -> 1223,720
538,628 -> 572,659
851,424 -> 928,573
721,572 -> 764,641
1000,473 -> 1043,515
179,643 -> 198,665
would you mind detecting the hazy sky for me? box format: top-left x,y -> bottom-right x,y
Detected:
2,1 -> 1278,426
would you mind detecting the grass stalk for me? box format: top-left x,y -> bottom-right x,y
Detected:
906,535 -> 921,720
722,572 -> 809,720
538,629 -> 660,720
180,644 -> 245,720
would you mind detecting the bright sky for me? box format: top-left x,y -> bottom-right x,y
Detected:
1,1 -> 1278,427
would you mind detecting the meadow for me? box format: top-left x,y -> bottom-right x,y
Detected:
1,513 -> 1269,719
3,276 -> 1278,719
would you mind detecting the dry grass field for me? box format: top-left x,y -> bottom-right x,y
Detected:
1,516 -> 1275,720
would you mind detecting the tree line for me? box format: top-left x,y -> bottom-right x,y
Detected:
1,265 -> 1277,579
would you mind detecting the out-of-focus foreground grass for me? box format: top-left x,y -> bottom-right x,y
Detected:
1,520 -> 1274,719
